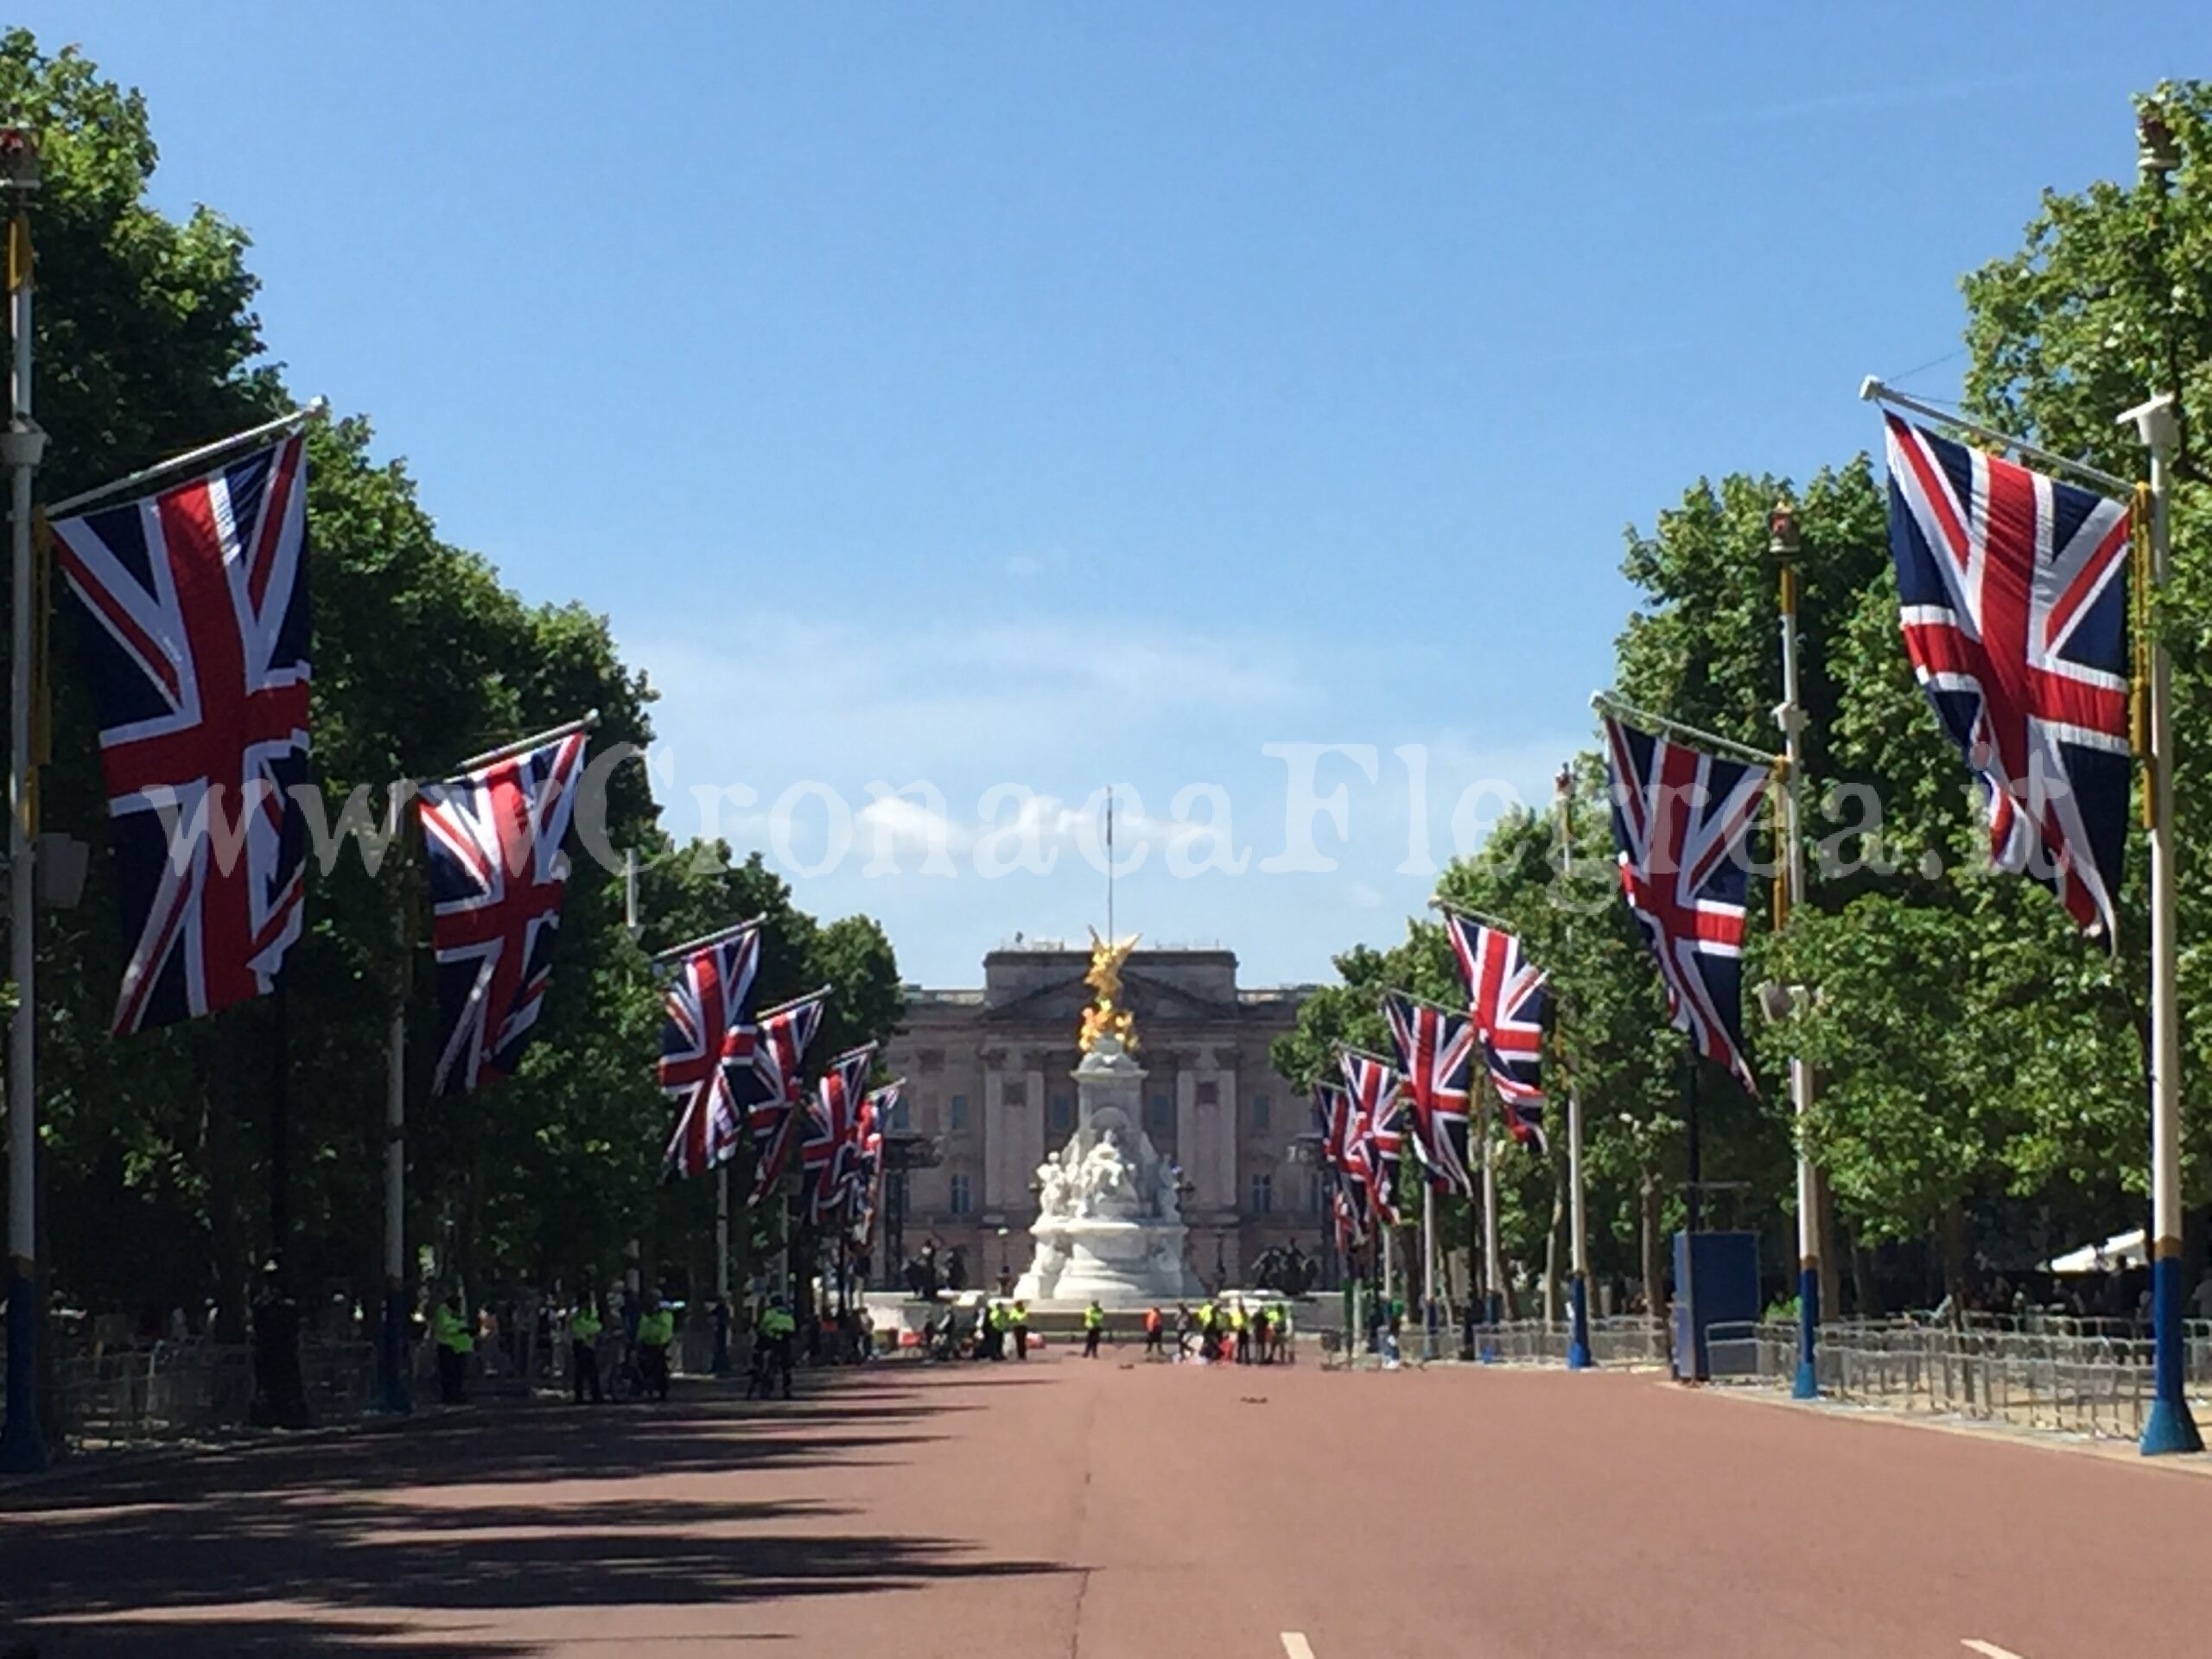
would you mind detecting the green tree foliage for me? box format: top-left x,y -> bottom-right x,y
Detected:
1290,81 -> 2212,1308
2,33 -> 903,1329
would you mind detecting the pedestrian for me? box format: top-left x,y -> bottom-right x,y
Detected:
1249,1304 -> 1270,1364
433,1292 -> 473,1405
750,1296 -> 797,1400
1274,1300 -> 1294,1364
1175,1302 -> 1195,1361
1231,1300 -> 1250,1364
1013,1300 -> 1032,1361
1143,1305 -> 1165,1361
636,1293 -> 675,1402
569,1292 -> 605,1404
712,1297 -> 732,1375
1198,1300 -> 1219,1364
1083,1299 -> 1106,1359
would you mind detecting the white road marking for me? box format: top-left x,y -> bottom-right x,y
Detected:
1281,1636 -> 1317,1659
1962,1641 -> 2028,1659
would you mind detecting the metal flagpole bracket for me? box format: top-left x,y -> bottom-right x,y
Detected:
1861,376 -> 2131,496
1590,690 -> 1780,768
2118,393 -> 2179,453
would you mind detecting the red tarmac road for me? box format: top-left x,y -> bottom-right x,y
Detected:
4,1346 -> 2211,1657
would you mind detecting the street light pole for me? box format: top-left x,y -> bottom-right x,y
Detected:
2124,100 -> 2199,1459
1,130 -> 45,1474
1770,501 -> 1821,1402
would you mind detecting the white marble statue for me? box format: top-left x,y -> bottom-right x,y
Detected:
1038,1147 -> 1072,1219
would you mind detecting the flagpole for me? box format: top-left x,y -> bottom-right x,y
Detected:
451,709 -> 601,776
1421,1180 -> 1438,1361
1556,767 -> 1593,1371
1859,377 -> 2130,496
2123,106 -> 2201,1455
1,134 -> 45,1473
1590,690 -> 1780,768
381,791 -> 411,1414
1770,503 -> 1821,1401
1480,1097 -> 1503,1363
44,398 -> 329,519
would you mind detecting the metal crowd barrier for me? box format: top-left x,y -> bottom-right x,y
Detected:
42,1339 -> 379,1449
1703,1318 -> 2212,1442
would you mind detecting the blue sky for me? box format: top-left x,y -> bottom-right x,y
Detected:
20,3 -> 2194,985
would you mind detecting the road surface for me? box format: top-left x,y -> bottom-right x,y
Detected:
4,1345 -> 2209,1656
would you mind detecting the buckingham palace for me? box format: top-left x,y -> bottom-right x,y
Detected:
877,943 -> 1319,1292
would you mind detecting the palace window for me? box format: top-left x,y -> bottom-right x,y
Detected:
1249,1173 -> 1274,1215
950,1094 -> 969,1131
1251,1092 -> 1271,1130
1049,1093 -> 1073,1133
950,1173 -> 972,1215
1147,1093 -> 1173,1130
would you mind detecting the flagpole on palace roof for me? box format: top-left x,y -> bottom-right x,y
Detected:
2126,93 -> 2201,1459
0,127 -> 45,1473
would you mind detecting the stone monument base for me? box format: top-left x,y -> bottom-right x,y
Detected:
1015,1217 -> 1203,1306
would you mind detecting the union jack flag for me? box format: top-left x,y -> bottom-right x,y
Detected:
847,1081 -> 899,1250
1380,991 -> 1475,1197
418,729 -> 589,1094
1338,1047 -> 1404,1227
803,1043 -> 878,1224
1443,911 -> 1550,1151
1884,414 -> 2132,936
1312,1082 -> 1366,1251
658,924 -> 763,1182
1602,713 -> 1769,1095
51,434 -> 311,1034
736,989 -> 829,1206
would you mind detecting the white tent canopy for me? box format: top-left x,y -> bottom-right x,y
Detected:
2043,1228 -> 2147,1274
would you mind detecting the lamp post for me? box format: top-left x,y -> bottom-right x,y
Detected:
2126,99 -> 2201,1459
1769,499 -> 1822,1402
1,127 -> 44,1474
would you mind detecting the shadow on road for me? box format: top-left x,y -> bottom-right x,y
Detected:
0,1370 -> 1067,1658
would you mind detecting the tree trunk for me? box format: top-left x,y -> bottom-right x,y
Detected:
1638,1163 -> 1665,1317
204,1030 -> 251,1342
1541,1165 -> 1566,1324
1939,1201 -> 1972,1325
1846,1217 -> 1882,1319
1815,1170 -> 1842,1326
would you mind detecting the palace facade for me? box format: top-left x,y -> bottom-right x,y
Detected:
879,944 -> 1321,1292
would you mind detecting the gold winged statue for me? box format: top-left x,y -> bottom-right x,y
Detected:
1078,929 -> 1140,1054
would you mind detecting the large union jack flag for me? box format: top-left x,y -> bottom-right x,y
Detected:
658,923 -> 763,1182
1380,991 -> 1476,1197
1603,714 -> 1769,1095
418,729 -> 589,1094
736,989 -> 829,1206
1443,911 -> 1550,1151
803,1043 -> 878,1224
1885,414 -> 2132,936
1338,1047 -> 1404,1227
51,435 -> 311,1034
